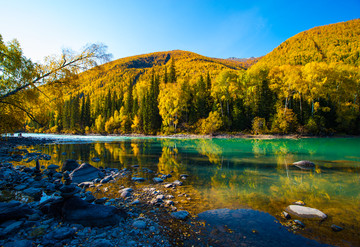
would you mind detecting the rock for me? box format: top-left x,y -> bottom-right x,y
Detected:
180,174 -> 189,180
2,239 -> 33,247
294,219 -> 305,227
53,172 -> 63,179
101,175 -> 113,184
293,201 -> 306,206
293,160 -> 315,169
132,219 -> 147,229
0,201 -> 34,222
0,220 -> 23,237
84,193 -> 96,203
91,157 -> 101,162
131,199 -> 140,205
285,205 -> 327,220
44,226 -> 76,240
153,177 -> 163,183
94,198 -> 108,204
131,177 -> 145,182
119,188 -> 133,193
92,239 -> 114,247
156,195 -> 165,200
164,183 -> 174,188
171,210 -> 190,220
70,163 -> 100,184
47,164 -> 59,170
282,211 -> 291,219
172,180 -> 183,186
78,181 -> 94,188
62,197 -> 126,227
331,224 -> 343,232
14,184 -> 28,191
120,191 -> 132,198
62,159 -> 79,172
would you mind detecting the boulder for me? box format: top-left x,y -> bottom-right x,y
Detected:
70,163 -> 100,184
0,201 -> 34,222
62,197 -> 126,227
62,159 -> 79,172
285,205 -> 327,220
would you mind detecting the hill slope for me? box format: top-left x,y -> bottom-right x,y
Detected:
254,19 -> 360,68
74,50 -> 246,98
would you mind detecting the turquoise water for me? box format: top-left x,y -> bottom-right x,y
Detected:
24,134 -> 360,246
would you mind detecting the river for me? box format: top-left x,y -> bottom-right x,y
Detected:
19,134 -> 360,246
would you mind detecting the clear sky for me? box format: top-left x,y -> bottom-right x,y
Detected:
1,0 -> 359,63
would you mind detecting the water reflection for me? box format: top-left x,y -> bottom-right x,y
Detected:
33,137 -> 360,246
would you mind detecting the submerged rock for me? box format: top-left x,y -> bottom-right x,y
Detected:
285,205 -> 327,220
293,160 -> 315,169
331,224 -> 344,232
91,157 -> 101,162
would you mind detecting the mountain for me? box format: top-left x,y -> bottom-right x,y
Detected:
74,50 -> 246,98
254,18 -> 360,69
31,19 -> 360,135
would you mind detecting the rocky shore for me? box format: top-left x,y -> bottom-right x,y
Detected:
0,137 -> 201,247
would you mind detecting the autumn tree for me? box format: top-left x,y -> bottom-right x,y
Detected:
0,34 -> 111,133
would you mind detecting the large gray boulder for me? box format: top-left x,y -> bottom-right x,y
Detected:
70,163 -> 100,184
285,205 -> 327,220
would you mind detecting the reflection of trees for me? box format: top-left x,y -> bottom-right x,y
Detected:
158,140 -> 181,174
194,139 -> 223,165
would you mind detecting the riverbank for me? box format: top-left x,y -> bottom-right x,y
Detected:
7,131 -> 356,141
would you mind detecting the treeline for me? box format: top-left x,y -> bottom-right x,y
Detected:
28,58 -> 360,135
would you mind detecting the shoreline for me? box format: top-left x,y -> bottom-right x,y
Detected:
4,132 -> 359,141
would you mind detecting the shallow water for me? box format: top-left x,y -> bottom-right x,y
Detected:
23,134 -> 360,246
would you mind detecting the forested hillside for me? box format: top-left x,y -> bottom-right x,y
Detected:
27,19 -> 360,135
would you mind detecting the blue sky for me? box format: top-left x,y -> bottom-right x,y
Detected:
1,0 -> 359,62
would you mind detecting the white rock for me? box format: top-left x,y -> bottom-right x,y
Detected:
285,205 -> 327,220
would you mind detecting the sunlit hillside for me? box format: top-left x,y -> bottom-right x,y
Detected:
254,18 -> 360,69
